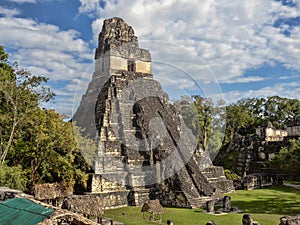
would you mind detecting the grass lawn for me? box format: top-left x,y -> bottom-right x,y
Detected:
285,180 -> 300,185
104,186 -> 300,225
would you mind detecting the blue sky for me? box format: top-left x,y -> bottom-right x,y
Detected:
0,0 -> 299,117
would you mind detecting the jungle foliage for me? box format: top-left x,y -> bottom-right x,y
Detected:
0,46 -> 89,193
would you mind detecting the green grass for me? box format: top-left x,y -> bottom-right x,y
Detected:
285,180 -> 300,185
227,186 -> 300,215
104,186 -> 300,225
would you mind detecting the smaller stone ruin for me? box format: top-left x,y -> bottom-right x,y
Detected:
256,121 -> 287,142
33,183 -> 72,206
206,200 -> 215,213
0,186 -> 32,201
167,220 -> 174,225
215,117 -> 300,180
62,195 -> 103,223
37,208 -> 100,225
141,199 -> 164,222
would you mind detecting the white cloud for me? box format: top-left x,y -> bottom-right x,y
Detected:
2,0 -> 300,116
9,0 -> 64,3
280,75 -> 299,80
82,0 -> 300,82
0,15 -> 94,115
222,82 -> 300,104
221,76 -> 268,84
0,17 -> 93,81
9,0 -> 37,3
0,18 -> 90,54
0,6 -> 20,17
79,0 -> 100,15
45,72 -> 94,116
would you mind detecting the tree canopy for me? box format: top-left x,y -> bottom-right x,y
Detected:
272,138 -> 300,180
0,46 -> 89,193
174,94 -> 300,178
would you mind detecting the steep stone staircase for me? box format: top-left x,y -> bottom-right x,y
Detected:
237,148 -> 254,176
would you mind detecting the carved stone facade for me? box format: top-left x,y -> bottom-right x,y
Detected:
256,121 -> 287,142
286,116 -> 300,137
216,117 -> 300,178
74,17 -> 233,208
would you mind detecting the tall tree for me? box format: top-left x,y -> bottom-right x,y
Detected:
0,46 -> 89,192
10,108 -> 88,191
224,103 -> 255,144
222,96 -> 300,146
192,95 -> 213,151
271,138 -> 300,179
174,95 -> 215,152
0,46 -> 54,165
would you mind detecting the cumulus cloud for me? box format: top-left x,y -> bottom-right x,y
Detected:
221,76 -> 268,84
222,82 -> 300,104
82,0 -> 300,81
45,69 -> 94,116
0,14 -> 94,115
75,0 -> 300,107
79,0 -> 100,15
0,17 -> 93,81
9,0 -> 63,3
2,0 -> 300,116
0,6 -> 20,17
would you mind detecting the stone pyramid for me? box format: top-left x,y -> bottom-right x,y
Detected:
73,17 -> 234,208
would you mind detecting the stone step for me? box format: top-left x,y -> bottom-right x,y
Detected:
188,197 -> 213,208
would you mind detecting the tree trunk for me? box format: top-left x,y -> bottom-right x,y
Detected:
31,159 -> 37,194
0,116 -> 18,165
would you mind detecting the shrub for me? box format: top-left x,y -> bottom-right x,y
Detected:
224,169 -> 241,181
0,164 -> 28,191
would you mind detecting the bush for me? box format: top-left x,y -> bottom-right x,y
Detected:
0,164 -> 28,191
271,138 -> 300,180
224,169 -> 241,181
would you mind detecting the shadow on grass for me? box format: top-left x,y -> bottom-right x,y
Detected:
230,186 -> 300,215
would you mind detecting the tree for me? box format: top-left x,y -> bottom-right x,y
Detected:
0,164 -> 28,191
10,109 -> 88,191
271,138 -> 300,180
192,95 -> 213,151
0,46 -> 54,165
174,95 -> 225,156
174,96 -> 210,151
234,96 -> 300,129
222,96 -> 300,147
224,103 -> 255,145
0,46 -> 89,193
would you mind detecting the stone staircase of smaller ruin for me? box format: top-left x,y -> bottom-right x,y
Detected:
237,148 -> 254,176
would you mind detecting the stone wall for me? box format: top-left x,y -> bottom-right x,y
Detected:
63,191 -> 130,210
215,118 -> 300,178
215,132 -> 290,177
256,122 -> 287,142
286,116 -> 300,137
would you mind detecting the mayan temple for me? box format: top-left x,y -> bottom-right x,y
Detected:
73,17 -> 234,208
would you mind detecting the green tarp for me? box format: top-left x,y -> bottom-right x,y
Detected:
0,198 -> 54,225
